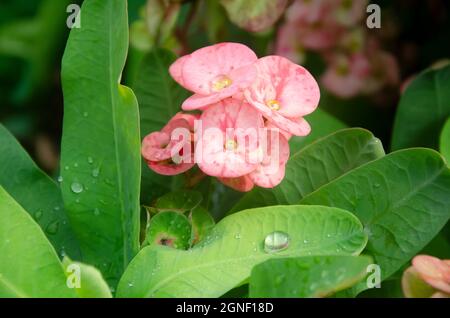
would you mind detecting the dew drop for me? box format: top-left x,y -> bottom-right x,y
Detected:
57,176 -> 63,183
94,208 -> 100,216
73,163 -> 79,168
234,234 -> 241,239
87,157 -> 94,164
264,231 -> 290,253
374,183 -> 381,188
46,221 -> 59,235
64,166 -> 70,171
83,112 -> 88,117
54,206 -> 60,211
303,239 -> 309,244
128,283 -> 134,288
92,168 -> 100,178
34,210 -> 44,221
71,182 -> 84,194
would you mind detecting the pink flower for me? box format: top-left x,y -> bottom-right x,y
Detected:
321,53 -> 371,98
412,255 -> 450,294
169,42 -> 258,110
275,24 -> 306,65
141,113 -> 197,175
334,0 -> 368,27
195,98 -> 263,178
244,56 -> 320,136
249,128 -> 290,188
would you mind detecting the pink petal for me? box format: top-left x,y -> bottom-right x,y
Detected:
249,129 -> 290,188
181,42 -> 257,95
196,98 -> 263,178
413,255 -> 450,293
169,55 -> 189,86
218,175 -> 255,192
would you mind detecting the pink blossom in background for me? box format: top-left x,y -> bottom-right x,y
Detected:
275,0 -> 400,99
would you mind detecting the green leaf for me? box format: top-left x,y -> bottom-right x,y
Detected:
190,206 -> 215,244
229,128 -> 385,214
133,49 -> 190,203
0,186 -> 76,298
289,109 -> 347,154
60,0 -> 141,287
154,190 -> 202,213
249,255 -> 373,298
145,211 -> 192,250
392,65 -> 450,151
0,124 -> 80,259
300,148 -> 450,294
62,257 -> 112,298
116,205 -> 368,298
220,0 -> 289,32
440,117 -> 450,164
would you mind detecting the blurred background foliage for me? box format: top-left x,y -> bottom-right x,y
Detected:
0,0 -> 449,175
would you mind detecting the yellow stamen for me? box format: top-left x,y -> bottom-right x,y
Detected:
225,139 -> 237,151
212,76 -> 232,92
266,100 -> 281,111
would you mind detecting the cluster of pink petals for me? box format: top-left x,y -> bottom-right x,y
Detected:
275,0 -> 399,98
142,42 -> 320,191
402,255 -> 450,298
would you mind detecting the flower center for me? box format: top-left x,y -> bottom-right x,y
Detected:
225,139 -> 238,151
266,100 -> 281,111
211,75 -> 232,92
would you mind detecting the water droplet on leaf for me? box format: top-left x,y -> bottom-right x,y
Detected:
87,157 -> 93,164
34,210 -> 43,221
57,176 -> 63,183
264,231 -> 290,253
71,182 -> 84,194
46,221 -> 59,235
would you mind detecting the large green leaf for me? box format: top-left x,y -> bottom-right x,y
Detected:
229,128 -> 385,214
60,0 -> 141,287
0,124 -> 79,258
220,0 -> 289,32
289,109 -> 347,154
62,257 -> 112,298
300,149 -> 450,294
440,117 -> 450,164
133,49 -> 189,203
392,65 -> 450,151
0,186 -> 76,298
116,205 -> 367,298
249,255 -> 372,298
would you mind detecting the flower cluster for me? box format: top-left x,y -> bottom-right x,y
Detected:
276,0 -> 399,98
142,42 -> 320,192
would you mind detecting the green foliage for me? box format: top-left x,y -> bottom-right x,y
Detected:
0,186 -> 76,298
116,205 -> 367,298
62,257 -> 112,298
440,117 -> 450,164
249,255 -> 373,298
60,0 -> 141,287
301,149 -> 450,294
0,124 -> 80,259
230,128 -> 385,214
392,65 -> 450,151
